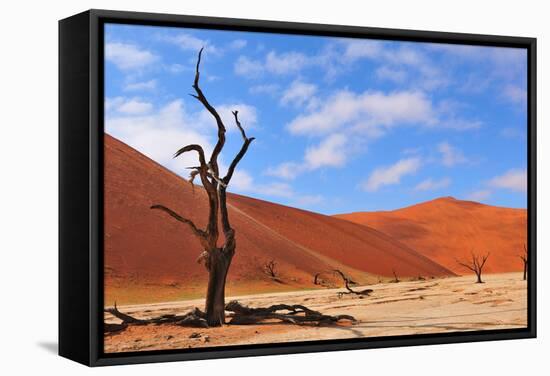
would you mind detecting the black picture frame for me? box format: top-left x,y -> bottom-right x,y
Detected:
59,9 -> 537,367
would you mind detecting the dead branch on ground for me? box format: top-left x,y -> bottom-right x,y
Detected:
104,300 -> 356,333
333,269 -> 373,298
225,301 -> 356,326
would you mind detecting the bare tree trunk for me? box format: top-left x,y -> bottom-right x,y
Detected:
205,247 -> 234,326
521,244 -> 528,281
476,271 -> 483,283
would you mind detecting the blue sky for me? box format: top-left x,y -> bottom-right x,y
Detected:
104,23 -> 527,214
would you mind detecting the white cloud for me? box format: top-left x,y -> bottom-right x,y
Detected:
280,80 -> 317,107
165,63 -> 189,74
304,134 -> 348,169
106,100 -> 214,170
488,168 -> 527,192
105,98 -> 258,175
249,84 -> 280,95
117,99 -> 153,115
266,135 -> 349,180
229,39 -> 247,50
348,40 -> 412,66
265,51 -> 309,74
228,169 -> 255,192
340,40 -> 447,90
376,66 -> 408,83
287,90 -> 436,136
361,157 -> 422,192
105,42 -> 158,70
438,141 -> 467,167
502,84 -> 527,105
235,50 -> 311,77
265,162 -> 304,180
465,168 -> 526,203
342,40 -> 382,61
162,33 -> 218,54
124,79 -> 157,92
105,97 -> 153,115
414,177 -> 451,191
231,169 -> 323,208
466,189 -> 492,202
429,44 -> 526,94
234,56 -> 264,77
230,171 -> 292,197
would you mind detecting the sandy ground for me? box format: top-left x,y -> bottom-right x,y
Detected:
104,272 -> 527,353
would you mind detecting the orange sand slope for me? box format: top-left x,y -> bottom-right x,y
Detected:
104,134 -> 453,304
334,197 -> 527,274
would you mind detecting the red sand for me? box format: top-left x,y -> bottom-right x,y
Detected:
104,134 -> 453,304
334,197 -> 527,274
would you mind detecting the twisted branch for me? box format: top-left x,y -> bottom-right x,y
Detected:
333,269 -> 373,297
104,300 -> 356,333
190,47 -> 225,178
150,204 -> 208,248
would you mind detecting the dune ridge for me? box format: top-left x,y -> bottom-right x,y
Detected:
334,197 -> 527,274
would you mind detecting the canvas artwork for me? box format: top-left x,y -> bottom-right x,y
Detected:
102,23 -> 528,353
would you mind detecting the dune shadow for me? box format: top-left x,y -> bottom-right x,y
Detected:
37,341 -> 58,354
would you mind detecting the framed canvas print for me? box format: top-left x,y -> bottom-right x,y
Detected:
59,9 -> 536,366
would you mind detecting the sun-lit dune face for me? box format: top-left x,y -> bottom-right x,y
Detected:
334,197 -> 527,275
104,134 -> 453,305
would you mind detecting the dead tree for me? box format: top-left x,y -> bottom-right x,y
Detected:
313,272 -> 322,285
456,252 -> 490,283
333,269 -> 373,297
120,49 -> 358,331
519,244 -> 528,281
263,259 -> 279,280
150,48 -> 255,327
392,269 -> 400,283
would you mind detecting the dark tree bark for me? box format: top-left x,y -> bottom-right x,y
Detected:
520,243 -> 528,281
456,252 -> 490,283
104,300 -> 356,333
151,48 -> 254,327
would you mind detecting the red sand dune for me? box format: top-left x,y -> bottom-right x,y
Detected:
104,134 -> 453,304
334,197 -> 527,275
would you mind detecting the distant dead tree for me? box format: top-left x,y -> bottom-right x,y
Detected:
333,269 -> 373,298
262,259 -> 281,282
457,252 -> 490,283
391,269 -> 400,283
313,272 -> 322,285
519,244 -> 528,281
